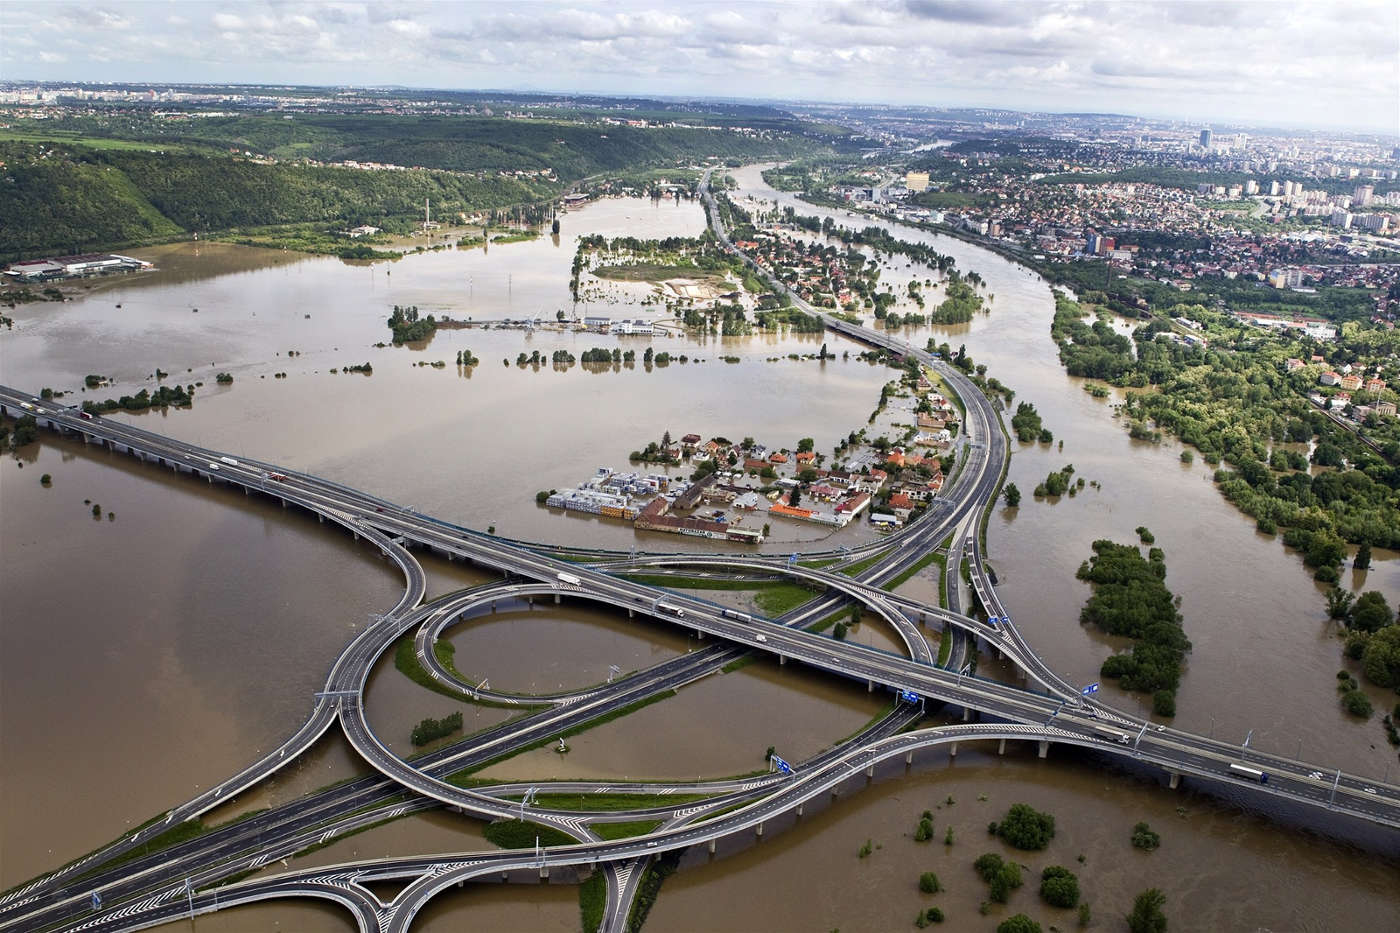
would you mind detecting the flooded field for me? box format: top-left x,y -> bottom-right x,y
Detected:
649,747 -> 1400,933
5,174 -> 1399,929
729,164 -> 1400,782
0,433 -> 399,888
474,659 -> 887,783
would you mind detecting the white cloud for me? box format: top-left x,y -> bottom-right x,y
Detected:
0,0 -> 1391,131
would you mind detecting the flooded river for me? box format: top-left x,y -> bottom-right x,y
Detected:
730,164 -> 1400,781
3,179 -> 1397,928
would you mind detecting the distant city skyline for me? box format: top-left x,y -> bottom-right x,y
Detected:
3,0 -> 1397,134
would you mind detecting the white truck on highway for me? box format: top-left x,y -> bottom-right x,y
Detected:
556,572 -> 581,586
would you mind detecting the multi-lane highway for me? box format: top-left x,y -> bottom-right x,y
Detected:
4,178 -> 1399,930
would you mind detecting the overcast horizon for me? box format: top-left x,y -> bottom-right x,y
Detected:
3,1 -> 1397,134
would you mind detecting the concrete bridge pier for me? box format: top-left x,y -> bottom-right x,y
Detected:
554,594 -> 561,604
865,763 -> 875,778
627,608 -> 634,618
708,838 -> 716,855
905,750 -> 914,766
867,679 -> 875,692
755,822 -> 764,838
539,865 -> 549,880
779,655 -> 786,665
949,742 -> 958,757
962,707 -> 972,722
1037,741 -> 1050,759
1167,771 -> 1180,789
998,739 -> 1006,755
796,803 -> 804,817
318,513 -> 324,522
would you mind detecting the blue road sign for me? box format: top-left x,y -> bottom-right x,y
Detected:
899,689 -> 919,704
1081,682 -> 1100,696
772,755 -> 792,774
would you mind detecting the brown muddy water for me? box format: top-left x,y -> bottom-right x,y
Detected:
731,164 -> 1400,782
1,196 -> 895,554
6,179 -> 1400,930
649,746 -> 1400,933
0,432 -> 400,886
456,656 -> 886,785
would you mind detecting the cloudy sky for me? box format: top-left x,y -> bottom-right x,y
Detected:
3,1 -> 1397,132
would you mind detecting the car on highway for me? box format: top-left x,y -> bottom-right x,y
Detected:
1308,771 -> 1324,780
1363,786 -> 1377,795
755,634 -> 767,643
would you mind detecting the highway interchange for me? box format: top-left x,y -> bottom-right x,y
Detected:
2,174 -> 1398,931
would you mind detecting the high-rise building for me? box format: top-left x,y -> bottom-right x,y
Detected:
1244,180 -> 1259,195
1331,211 -> 1353,229
1359,213 -> 1390,233
1199,128 -> 1212,148
1268,181 -> 1282,196
1353,185 -> 1374,207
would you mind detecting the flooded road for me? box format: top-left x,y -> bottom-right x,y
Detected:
475,658 -> 887,783
649,746 -> 1400,933
5,173 -> 1399,930
0,433 -> 399,888
729,164 -> 1400,782
3,197 -> 895,553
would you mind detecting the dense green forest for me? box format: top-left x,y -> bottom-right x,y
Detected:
0,140 -> 553,258
32,111 -> 840,172
1,115 -> 826,259
1077,539 -> 1190,716
1050,292 -> 1400,571
1038,256 -> 1378,324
